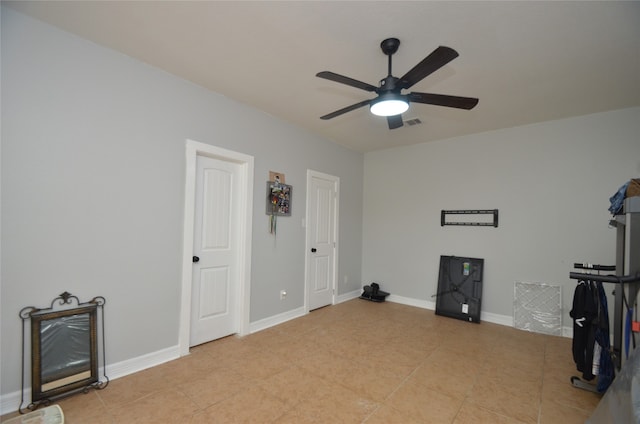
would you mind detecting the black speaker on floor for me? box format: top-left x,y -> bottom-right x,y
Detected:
434,255 -> 484,323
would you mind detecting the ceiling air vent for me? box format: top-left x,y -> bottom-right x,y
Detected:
404,118 -> 422,126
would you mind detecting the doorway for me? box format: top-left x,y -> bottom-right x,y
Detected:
305,170 -> 339,311
179,140 -> 254,356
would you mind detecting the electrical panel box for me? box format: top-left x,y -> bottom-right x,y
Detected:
435,255 -> 484,323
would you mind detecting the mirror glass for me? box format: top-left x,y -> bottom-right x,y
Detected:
31,306 -> 98,401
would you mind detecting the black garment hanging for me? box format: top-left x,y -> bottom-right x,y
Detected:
594,281 -> 614,393
569,264 -> 640,393
570,280 -> 599,380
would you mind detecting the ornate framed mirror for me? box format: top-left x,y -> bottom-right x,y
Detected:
19,292 -> 107,412
31,304 -> 98,401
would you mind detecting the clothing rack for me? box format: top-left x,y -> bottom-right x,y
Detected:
569,263 -> 640,393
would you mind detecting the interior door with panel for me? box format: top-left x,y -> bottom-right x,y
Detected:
190,155 -> 241,346
306,171 -> 339,311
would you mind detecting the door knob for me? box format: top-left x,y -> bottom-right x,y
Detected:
311,248 -> 317,253
192,256 -> 200,263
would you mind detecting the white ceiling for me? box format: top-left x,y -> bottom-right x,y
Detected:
6,1 -> 640,153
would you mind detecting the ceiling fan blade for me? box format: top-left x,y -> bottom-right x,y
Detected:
320,99 -> 372,120
409,92 -> 479,110
316,71 -> 377,92
399,46 -> 459,89
387,115 -> 404,130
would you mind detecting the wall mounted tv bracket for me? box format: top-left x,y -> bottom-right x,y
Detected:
441,209 -> 499,227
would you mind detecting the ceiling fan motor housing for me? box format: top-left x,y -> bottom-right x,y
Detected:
379,75 -> 400,92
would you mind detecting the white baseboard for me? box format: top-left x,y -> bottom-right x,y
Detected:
105,344 -> 181,381
563,326 -> 573,338
387,294 -> 435,310
388,295 -> 573,339
0,344 -> 181,416
249,306 -> 306,334
336,289 -> 361,304
1,389 -> 28,417
388,295 -> 513,328
1,298 -> 572,415
248,290 -> 362,334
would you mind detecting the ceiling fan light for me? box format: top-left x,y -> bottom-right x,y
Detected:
370,95 -> 409,117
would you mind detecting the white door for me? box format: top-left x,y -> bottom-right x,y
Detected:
306,171 -> 339,311
190,155 -> 240,346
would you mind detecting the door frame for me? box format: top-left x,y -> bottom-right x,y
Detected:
179,139 -> 254,356
304,169 -> 339,312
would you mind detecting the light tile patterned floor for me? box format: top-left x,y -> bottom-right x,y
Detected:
2,300 -> 600,423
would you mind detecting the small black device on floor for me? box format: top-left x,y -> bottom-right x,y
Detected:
360,282 -> 389,302
434,255 -> 484,323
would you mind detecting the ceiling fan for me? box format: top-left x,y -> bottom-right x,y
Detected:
316,38 -> 479,130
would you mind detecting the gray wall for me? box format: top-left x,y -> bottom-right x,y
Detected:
363,107 -> 640,324
3,2 -> 640,411
0,7 -> 363,398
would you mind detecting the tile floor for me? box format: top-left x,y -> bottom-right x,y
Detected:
2,300 -> 601,423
